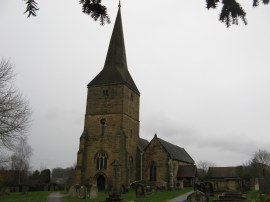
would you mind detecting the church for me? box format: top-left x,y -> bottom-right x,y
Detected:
75,5 -> 195,191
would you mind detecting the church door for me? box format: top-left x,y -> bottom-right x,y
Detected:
97,175 -> 106,191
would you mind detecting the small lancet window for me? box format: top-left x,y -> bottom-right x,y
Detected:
150,161 -> 157,181
130,93 -> 133,101
95,151 -> 108,170
103,89 -> 109,96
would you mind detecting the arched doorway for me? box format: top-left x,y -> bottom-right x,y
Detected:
97,175 -> 106,191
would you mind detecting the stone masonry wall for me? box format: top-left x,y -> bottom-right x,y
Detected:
143,137 -> 170,183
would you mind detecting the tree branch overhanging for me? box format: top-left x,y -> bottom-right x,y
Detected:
22,1 -> 269,27
24,0 -> 39,17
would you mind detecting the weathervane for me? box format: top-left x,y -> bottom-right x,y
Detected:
118,0 -> 121,8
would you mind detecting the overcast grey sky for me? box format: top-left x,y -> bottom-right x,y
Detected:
1,0 -> 270,170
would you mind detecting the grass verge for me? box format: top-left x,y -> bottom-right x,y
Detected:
0,191 -> 51,202
62,188 -> 193,202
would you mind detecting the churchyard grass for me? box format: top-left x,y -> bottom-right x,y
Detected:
62,187 -> 193,202
0,191 -> 51,202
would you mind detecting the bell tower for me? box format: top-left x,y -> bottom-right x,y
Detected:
75,5 -> 140,190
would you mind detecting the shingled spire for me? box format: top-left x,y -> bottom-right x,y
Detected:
88,6 -> 139,94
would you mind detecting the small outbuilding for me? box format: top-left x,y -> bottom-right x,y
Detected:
176,164 -> 197,187
208,167 -> 242,192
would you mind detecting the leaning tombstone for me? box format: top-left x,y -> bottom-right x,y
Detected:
135,183 -> 145,198
187,190 -> 208,202
78,185 -> 87,199
69,186 -> 77,197
89,184 -> 98,199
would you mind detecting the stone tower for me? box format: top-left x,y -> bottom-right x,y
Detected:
75,6 -> 140,191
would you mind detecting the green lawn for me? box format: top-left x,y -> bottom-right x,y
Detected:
0,188 -> 192,202
0,191 -> 51,202
62,188 -> 193,202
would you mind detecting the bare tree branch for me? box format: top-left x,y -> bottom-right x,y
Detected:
10,138 -> 32,184
0,59 -> 31,150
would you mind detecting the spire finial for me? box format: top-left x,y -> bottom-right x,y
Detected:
118,0 -> 121,8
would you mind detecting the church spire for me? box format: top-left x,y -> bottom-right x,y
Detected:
88,5 -> 139,94
103,5 -> 127,70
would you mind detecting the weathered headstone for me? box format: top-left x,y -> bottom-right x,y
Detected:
204,182 -> 214,197
259,179 -> 270,194
78,185 -> 87,199
187,190 -> 208,202
69,186 -> 77,197
254,178 -> 259,191
22,186 -> 29,194
90,184 -> 98,199
5,187 -> 10,194
135,184 -> 145,198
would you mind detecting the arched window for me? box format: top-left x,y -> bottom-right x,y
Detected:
95,151 -> 108,170
150,161 -> 157,181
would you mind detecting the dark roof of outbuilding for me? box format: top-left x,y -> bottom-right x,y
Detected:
177,165 -> 197,178
138,138 -> 149,151
208,167 -> 240,179
158,138 -> 195,164
87,6 -> 139,94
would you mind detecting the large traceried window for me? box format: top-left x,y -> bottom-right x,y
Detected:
95,151 -> 108,170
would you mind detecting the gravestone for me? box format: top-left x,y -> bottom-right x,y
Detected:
135,184 -> 145,198
121,185 -> 128,194
205,182 -> 214,197
259,178 -> 270,194
44,184 -> 49,191
199,183 -> 206,194
69,186 -> 77,197
5,187 -> 10,194
90,184 -> 98,199
102,160 -> 124,202
187,190 -> 208,202
49,184 -> 55,191
254,178 -> 259,191
78,185 -> 87,199
22,186 -> 29,194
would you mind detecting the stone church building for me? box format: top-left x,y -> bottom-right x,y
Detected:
75,6 -> 195,191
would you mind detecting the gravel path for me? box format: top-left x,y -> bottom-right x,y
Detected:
47,192 -> 62,202
168,191 -> 194,202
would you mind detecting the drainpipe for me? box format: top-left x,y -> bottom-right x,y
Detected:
140,151 -> 143,181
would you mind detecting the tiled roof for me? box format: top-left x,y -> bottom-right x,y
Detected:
177,165 -> 197,178
208,167 -> 240,179
158,138 -> 195,164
